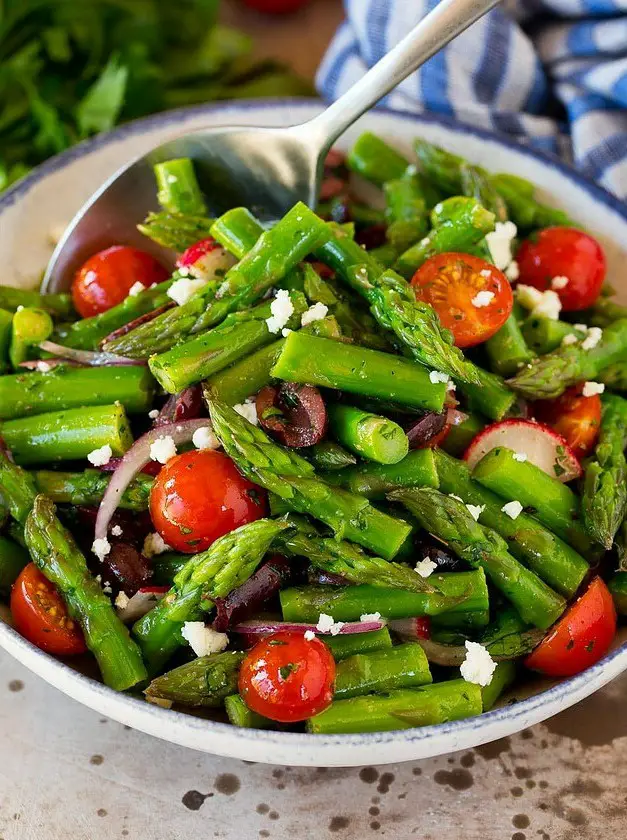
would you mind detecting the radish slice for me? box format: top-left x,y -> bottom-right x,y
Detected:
233,619 -> 386,638
39,340 -> 146,367
177,238 -> 236,279
115,586 -> 169,624
94,419 -> 211,546
464,418 -> 582,482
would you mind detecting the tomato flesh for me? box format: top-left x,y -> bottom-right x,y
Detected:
533,384 -> 601,459
149,449 -> 267,553
72,245 -> 168,318
11,563 -> 86,655
411,252 -> 513,348
516,227 -> 606,311
239,631 -> 336,722
525,577 -> 616,678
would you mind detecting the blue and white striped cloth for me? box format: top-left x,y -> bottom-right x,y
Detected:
317,0 -> 627,197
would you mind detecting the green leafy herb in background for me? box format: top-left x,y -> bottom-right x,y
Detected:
0,0 -> 314,191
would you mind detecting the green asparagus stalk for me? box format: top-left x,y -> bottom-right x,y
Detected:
24,495 -> 147,690
581,394 -> 627,549
441,413 -> 485,457
391,488 -> 566,629
334,643 -> 432,699
0,308 -> 12,374
347,132 -> 410,186
521,316 -> 586,355
307,680 -> 483,734
599,362 -> 627,392
225,695 -> 275,729
485,310 -> 534,377
508,319 -> 627,399
324,448 -> 439,499
303,441 -> 357,471
144,651 -> 245,707
154,158 -> 207,216
325,627 -> 392,660
460,163 -> 509,221
433,450 -> 588,597
326,403 -> 409,465
210,207 -> 264,259
0,449 -> 38,524
0,365 -> 155,420
133,519 -> 286,672
207,395 -> 413,560
152,552 -> 189,587
579,296 -> 627,329
0,535 -> 29,594
608,572 -> 627,616
10,307 -> 54,368
32,469 -> 153,510
384,175 -> 429,252
137,211 -> 215,252
0,287 -> 74,319
482,662 -> 516,711
1,403 -> 133,465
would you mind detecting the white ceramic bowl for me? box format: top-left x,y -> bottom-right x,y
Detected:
2,100 -> 627,767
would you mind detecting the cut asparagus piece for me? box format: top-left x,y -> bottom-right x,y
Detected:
10,307 -> 53,368
144,651 -> 245,707
225,694 -> 275,729
334,643 -> 432,699
32,469 -> 153,511
0,287 -> 74,319
324,448 -> 439,499
0,308 -> 12,374
324,627 -> 393,660
154,158 -> 207,216
326,403 -> 409,465
137,212 -> 215,252
0,535 -> 29,595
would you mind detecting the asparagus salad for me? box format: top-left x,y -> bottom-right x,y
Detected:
1,135 -> 626,735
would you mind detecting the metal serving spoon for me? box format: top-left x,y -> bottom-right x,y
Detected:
43,0 -> 500,292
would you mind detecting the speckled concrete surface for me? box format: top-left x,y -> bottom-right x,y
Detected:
1,647 -> 626,840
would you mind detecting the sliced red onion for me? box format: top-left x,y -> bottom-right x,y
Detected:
101,302 -> 175,346
38,340 -> 146,367
233,618 -> 386,638
94,419 -> 211,545
19,358 -> 76,370
388,617 -> 431,640
116,586 -> 169,624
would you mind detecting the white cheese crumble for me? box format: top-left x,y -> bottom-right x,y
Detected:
111,524 -> 123,537
429,370 -> 449,384
87,444 -> 112,467
181,622 -> 229,657
142,532 -> 170,558
149,435 -> 177,464
304,630 -> 316,641
36,361 -> 52,372
92,537 -> 111,562
233,400 -> 258,426
167,276 -> 206,306
414,557 -> 438,578
301,302 -> 328,327
551,275 -> 569,290
128,281 -> 146,297
265,289 -> 294,334
574,323 -> 589,332
561,333 -> 579,347
281,328 -> 292,337
471,290 -> 495,308
501,500 -> 524,520
114,592 -> 130,610
479,269 -> 492,279
582,381 -> 605,397
460,641 -> 497,687
316,613 -> 345,636
449,494 -> 464,503
516,284 -> 543,310
466,504 -> 485,521
102,581 -> 113,595
360,612 -> 382,623
582,326 -> 603,351
505,260 -> 520,282
148,409 -> 159,419
486,221 -> 517,271
192,426 -> 220,450
513,452 -> 528,463
516,285 -> 562,320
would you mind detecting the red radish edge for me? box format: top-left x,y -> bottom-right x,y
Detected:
464,418 -> 582,482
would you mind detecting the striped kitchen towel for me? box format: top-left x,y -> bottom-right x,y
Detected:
317,0 -> 627,197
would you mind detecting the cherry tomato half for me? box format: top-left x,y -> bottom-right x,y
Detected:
533,384 -> 601,459
411,252 -> 513,348
149,449 -> 267,553
240,0 -> 311,13
72,245 -> 168,318
11,563 -> 86,655
516,227 -> 606,311
239,631 -> 336,722
525,577 -> 616,678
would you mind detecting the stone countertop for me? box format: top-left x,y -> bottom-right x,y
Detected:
2,646 -> 625,839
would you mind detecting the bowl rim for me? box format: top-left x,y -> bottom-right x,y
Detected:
2,97 -> 627,760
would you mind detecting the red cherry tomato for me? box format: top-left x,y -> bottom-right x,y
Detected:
149,449 -> 267,553
411,253 -> 513,348
240,0 -> 311,12
72,246 -> 168,318
238,631 -> 336,722
533,384 -> 602,458
11,563 -> 87,655
525,577 -> 616,678
516,227 -> 606,311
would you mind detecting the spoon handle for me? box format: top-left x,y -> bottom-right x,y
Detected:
305,0 -> 501,149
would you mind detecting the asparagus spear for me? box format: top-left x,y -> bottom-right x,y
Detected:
1,404 -> 133,465
137,212 -> 215,252
0,365 -> 155,420
154,159 -> 207,216
391,488 -> 566,629
579,296 -> 627,329
144,651 -> 245,707
599,362 -> 627,392
152,552 -> 189,587
324,448 -> 439,499
10,307 -> 53,368
133,519 -> 286,671
581,394 -> 627,549
460,162 -> 509,221
347,132 -> 410,186
0,287 -> 74,319
32,469 -> 153,511
303,441 -> 357,471
0,449 -> 38,525
326,403 -> 409,465
325,627 -> 392,660
384,174 -> 429,252
508,319 -> 627,399
210,207 -> 265,259
521,316 -> 586,355
25,495 -> 147,690
225,695 -> 274,729
334,643 -> 432,699
0,535 -> 29,595
485,306 -> 534,377
0,308 -> 12,374
482,662 -> 516,711
441,413 -> 485,458
207,395 -> 413,560
608,572 -> 627,616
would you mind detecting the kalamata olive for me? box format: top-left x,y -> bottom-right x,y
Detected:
405,411 -> 448,449
324,148 -> 347,174
213,555 -> 292,631
319,176 -> 347,202
153,384 -> 204,427
71,506 -> 153,551
256,383 -> 328,448
355,223 -> 388,251
100,542 -> 153,596
100,302 -> 175,345
415,533 -> 466,573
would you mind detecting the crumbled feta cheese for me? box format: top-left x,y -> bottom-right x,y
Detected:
420,237 -> 430,247
582,326 -> 603,351
574,323 -> 589,332
233,400 -> 258,426
102,581 -> 113,595
92,537 -> 111,562
449,494 -> 464,503
192,426 -> 219,451
517,285 -> 561,320
114,592 -> 130,610
281,328 -> 292,337
429,370 -> 449,384
471,290 -> 495,308
501,500 -> 524,520
446,380 -> 456,392
486,221 -> 517,271
142,532 -> 170,558
167,276 -> 206,306
304,630 -> 316,641
466,504 -> 485,521
561,333 -> 579,347
265,289 -> 294,334
460,641 -> 497,687
479,269 -> 492,279
360,612 -> 382,623
149,435 -> 177,464
414,557 -> 437,578
16,305 -> 24,312
551,275 -> 569,290
111,524 -> 123,537
148,409 -> 160,419
513,452 -> 528,463
181,622 -> 229,657
505,260 -> 520,282
316,613 -> 345,636
87,444 -> 112,467
128,281 -> 146,297
516,284 -> 544,310
36,361 -> 52,373
582,381 -> 605,397
434,202 -> 444,214
301,302 -> 328,327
